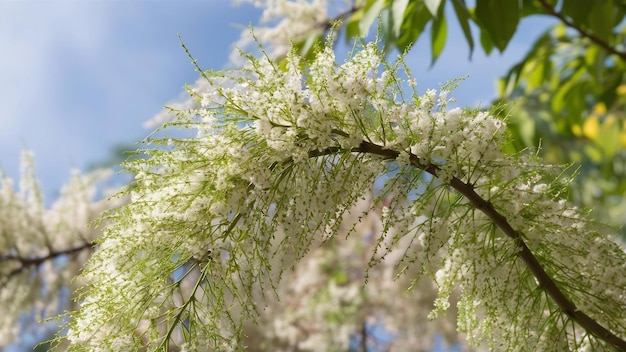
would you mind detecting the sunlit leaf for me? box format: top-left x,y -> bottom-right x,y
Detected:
593,102 -> 607,115
551,64 -> 585,117
345,7 -> 365,41
360,0 -> 386,37
596,114 -> 620,159
391,0 -> 410,37
424,0 -> 443,17
379,7 -> 394,50
499,30 -> 552,96
451,0 -> 474,58
431,8 -> 447,65
396,1 -> 432,52
583,115 -> 600,140
479,27 -> 494,55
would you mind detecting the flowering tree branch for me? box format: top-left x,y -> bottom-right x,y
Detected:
66,37 -> 626,351
0,241 -> 93,288
0,151 -> 114,347
323,139 -> 626,350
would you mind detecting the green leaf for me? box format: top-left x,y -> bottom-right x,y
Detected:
396,1 -> 433,52
475,0 -> 520,52
552,66 -> 587,121
299,32 -> 322,60
497,63 -> 522,97
379,7 -> 394,51
451,0 -> 474,58
587,0 -> 614,42
391,0 -> 410,37
424,0 -> 443,17
520,0 -> 550,17
431,6 -> 447,65
286,31 -> 323,68
584,143 -> 604,163
359,0 -> 386,37
499,30 -> 552,96
525,57 -> 547,92
561,0 -> 596,25
479,27 -> 494,55
596,119 -> 621,159
345,7 -> 365,41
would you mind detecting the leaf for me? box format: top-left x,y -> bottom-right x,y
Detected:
396,1 -> 433,52
561,0 -> 596,25
582,115 -> 600,140
475,0 -> 520,52
520,0 -> 550,17
359,0 -> 386,37
451,0 -> 474,58
587,0 -> 614,42
286,31 -> 323,68
524,56 -> 549,92
479,27 -> 494,55
552,66 -> 587,122
379,7 -> 394,51
299,32 -> 323,60
584,143 -> 604,163
595,114 -> 621,160
345,7 -> 365,41
424,0 -> 443,17
430,7 -> 447,65
391,0 -> 410,37
499,30 -> 553,96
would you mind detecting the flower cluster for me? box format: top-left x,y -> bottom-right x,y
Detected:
67,36 -> 626,351
231,0 -> 330,62
0,152 -> 114,348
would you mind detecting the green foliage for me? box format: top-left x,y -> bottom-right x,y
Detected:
474,0 -> 519,52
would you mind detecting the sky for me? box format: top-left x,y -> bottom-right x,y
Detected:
0,1 -> 555,202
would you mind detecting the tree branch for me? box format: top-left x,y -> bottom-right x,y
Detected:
0,241 -> 94,288
312,140 -> 626,350
321,4 -> 362,31
537,0 -> 626,61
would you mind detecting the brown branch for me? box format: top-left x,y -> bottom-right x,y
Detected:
537,0 -> 626,61
321,4 -> 362,31
0,241 -> 94,288
311,140 -> 626,350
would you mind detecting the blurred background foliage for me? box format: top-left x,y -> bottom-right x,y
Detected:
286,0 -> 626,239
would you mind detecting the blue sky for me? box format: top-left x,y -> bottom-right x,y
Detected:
0,1 -> 555,201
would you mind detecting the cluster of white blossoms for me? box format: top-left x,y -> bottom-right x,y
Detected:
242,192 -> 471,351
231,0 -> 330,63
0,151 -> 114,348
66,36 -> 626,351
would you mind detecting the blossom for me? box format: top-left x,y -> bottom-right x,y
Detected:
66,34 -> 626,352
0,152 -> 116,347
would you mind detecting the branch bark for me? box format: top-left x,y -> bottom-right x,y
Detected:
313,140 -> 626,350
0,241 -> 94,288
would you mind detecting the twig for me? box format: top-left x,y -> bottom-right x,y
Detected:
0,241 -> 94,288
311,141 -> 626,350
537,0 -> 626,61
